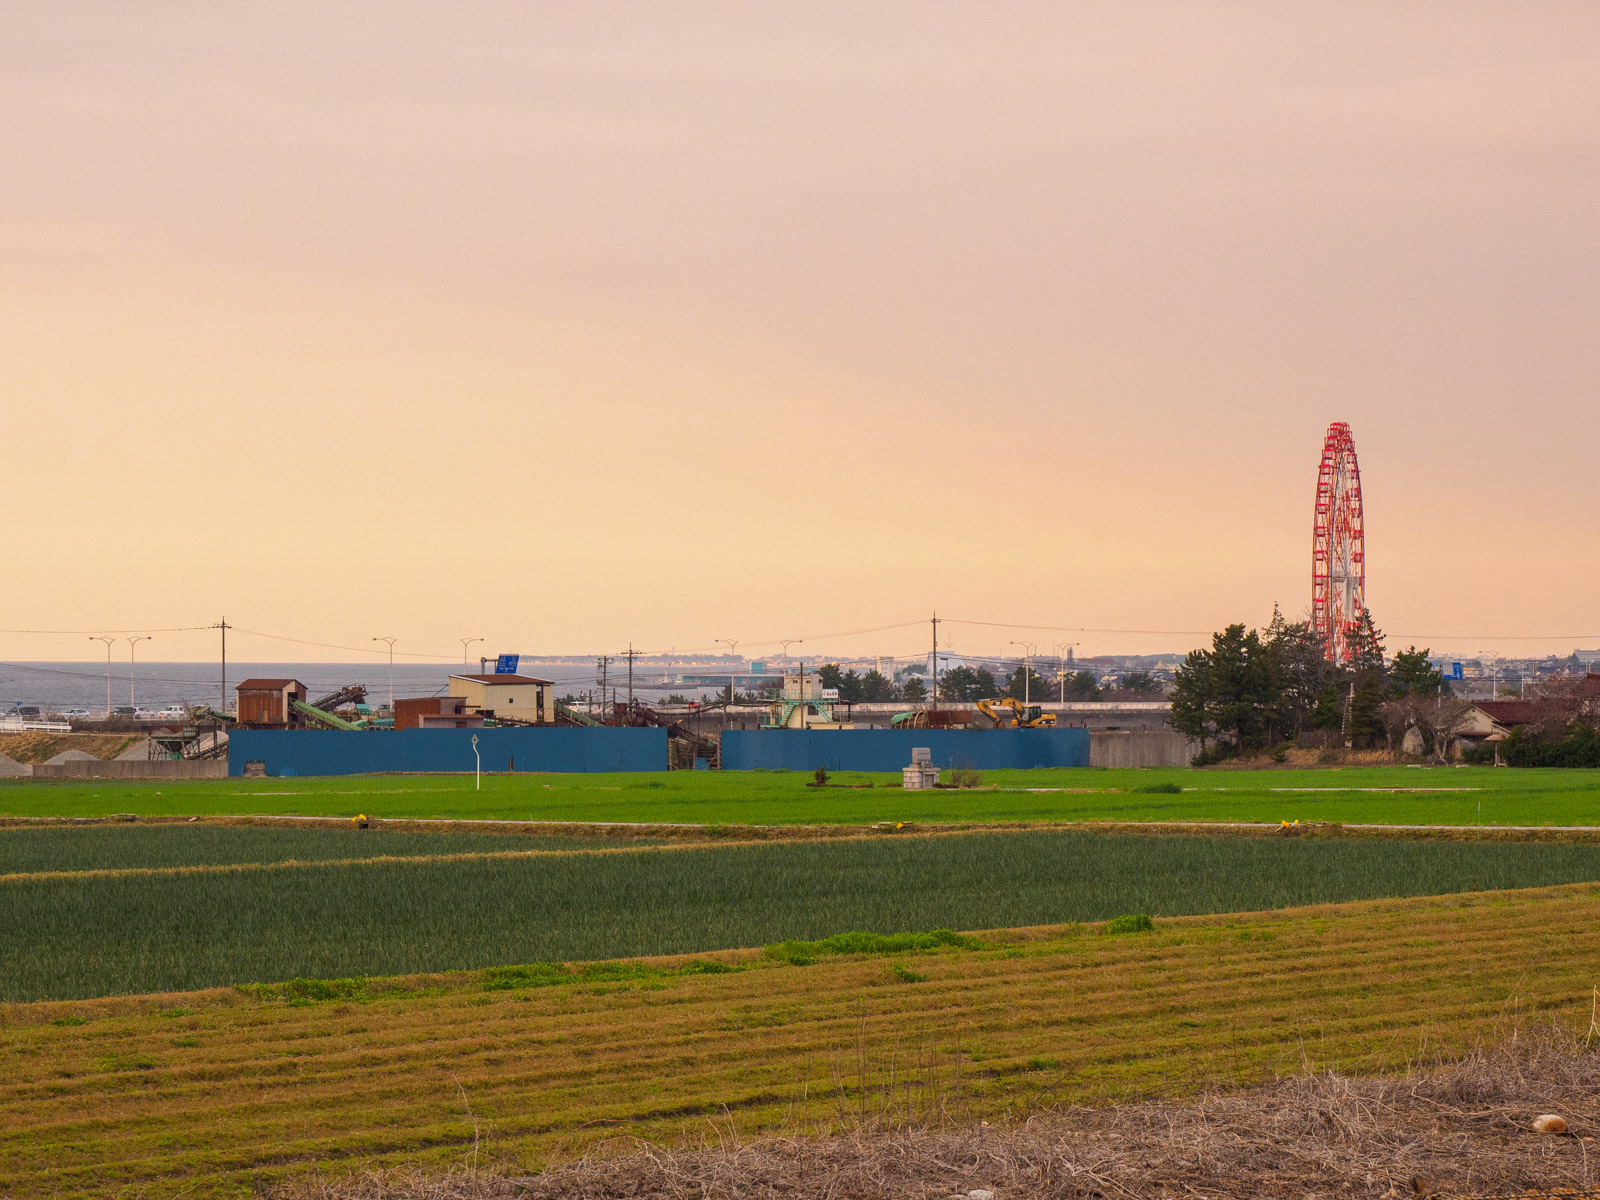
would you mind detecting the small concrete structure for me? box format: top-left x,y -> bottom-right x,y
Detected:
902,746 -> 940,790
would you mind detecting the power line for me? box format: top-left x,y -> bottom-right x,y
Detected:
229,627 -> 458,660
0,625 -> 215,635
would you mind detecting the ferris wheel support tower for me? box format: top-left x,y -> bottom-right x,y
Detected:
1311,421 -> 1365,663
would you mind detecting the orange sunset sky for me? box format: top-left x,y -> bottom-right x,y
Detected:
4,3 -> 1598,665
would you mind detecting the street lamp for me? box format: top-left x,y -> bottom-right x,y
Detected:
778,639 -> 804,701
126,636 -> 152,708
89,637 -> 116,717
1009,640 -> 1037,704
715,639 -> 739,706
1053,641 -> 1079,703
459,637 -> 483,670
372,637 -> 398,710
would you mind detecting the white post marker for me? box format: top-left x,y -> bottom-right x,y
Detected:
472,734 -> 480,790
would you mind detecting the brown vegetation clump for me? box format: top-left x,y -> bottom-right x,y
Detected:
285,1029 -> 1600,1200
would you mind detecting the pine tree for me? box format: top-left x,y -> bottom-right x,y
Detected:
1167,623 -> 1277,755
1389,646 -> 1443,698
1348,608 -> 1387,677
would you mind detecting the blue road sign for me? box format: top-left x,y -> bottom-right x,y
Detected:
494,654 -> 520,675
1450,662 -> 1463,680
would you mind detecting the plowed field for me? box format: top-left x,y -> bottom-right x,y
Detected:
3,883 -> 1598,1199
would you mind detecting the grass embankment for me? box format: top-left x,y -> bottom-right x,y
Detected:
3,884 -> 1598,1199
3,765 -> 1599,825
9,827 -> 1600,1000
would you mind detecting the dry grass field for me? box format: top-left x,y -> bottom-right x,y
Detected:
4,883 -> 1599,1199
295,1034 -> 1600,1199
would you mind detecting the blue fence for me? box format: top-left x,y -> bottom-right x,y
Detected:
719,728 -> 1089,772
227,728 -> 667,777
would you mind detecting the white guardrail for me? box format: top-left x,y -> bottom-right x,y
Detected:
0,718 -> 74,733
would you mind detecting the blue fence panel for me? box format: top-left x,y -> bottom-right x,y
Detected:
719,728 -> 1088,772
228,727 -> 667,777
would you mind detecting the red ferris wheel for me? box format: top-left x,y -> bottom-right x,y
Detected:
1311,421 -> 1365,662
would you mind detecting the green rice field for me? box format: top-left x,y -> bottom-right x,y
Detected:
0,823 -> 658,876
9,825 -> 1600,1002
3,764 -> 1599,825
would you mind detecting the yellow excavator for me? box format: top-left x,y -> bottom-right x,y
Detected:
972,696 -> 1056,729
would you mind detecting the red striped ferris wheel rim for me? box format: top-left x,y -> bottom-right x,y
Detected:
1311,422 -> 1365,662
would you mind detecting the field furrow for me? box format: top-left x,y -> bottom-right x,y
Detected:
3,884 -> 1599,1198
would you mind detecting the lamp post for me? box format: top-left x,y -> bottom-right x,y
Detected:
778,639 -> 804,704
89,637 -> 116,717
459,637 -> 483,670
126,636 -> 152,708
1053,641 -> 1079,703
715,639 -> 739,706
1009,640 -> 1037,704
372,637 -> 398,711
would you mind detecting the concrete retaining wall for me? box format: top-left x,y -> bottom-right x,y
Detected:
31,759 -> 230,779
1089,730 -> 1198,768
720,728 -> 1089,772
226,727 -> 667,777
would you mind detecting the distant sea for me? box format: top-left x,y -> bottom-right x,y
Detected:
0,661 -> 703,714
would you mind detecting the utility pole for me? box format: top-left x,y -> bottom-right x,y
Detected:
371,637 -> 398,711
218,617 -> 230,716
596,655 -> 610,723
623,643 -> 638,714
930,612 -> 941,709
89,636 -> 116,717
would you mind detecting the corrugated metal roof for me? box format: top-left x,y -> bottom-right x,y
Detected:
235,678 -> 304,690
449,673 -> 555,685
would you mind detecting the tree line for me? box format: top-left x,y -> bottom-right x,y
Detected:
1167,607 -> 1447,761
814,662 -> 1165,704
